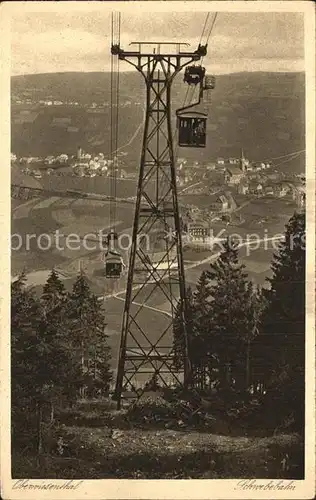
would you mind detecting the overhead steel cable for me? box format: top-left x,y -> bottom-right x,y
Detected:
199,13 -> 210,46
109,12 -> 121,233
205,12 -> 218,46
173,12 -> 218,162
267,149 -> 305,162
114,12 -> 121,228
273,151 -> 304,168
186,12 -> 218,108
109,13 -> 114,230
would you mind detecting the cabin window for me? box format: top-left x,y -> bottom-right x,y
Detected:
178,117 -> 206,148
105,261 -> 123,279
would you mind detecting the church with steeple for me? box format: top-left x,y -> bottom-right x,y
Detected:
240,148 -> 249,172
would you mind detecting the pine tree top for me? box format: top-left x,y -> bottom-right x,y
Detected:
71,271 -> 91,299
42,269 -> 66,300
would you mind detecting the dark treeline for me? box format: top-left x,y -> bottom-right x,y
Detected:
174,211 -> 305,433
11,271 -> 112,453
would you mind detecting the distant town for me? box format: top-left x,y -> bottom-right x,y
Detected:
12,147 -> 131,179
11,93 -> 142,109
11,146 -> 305,247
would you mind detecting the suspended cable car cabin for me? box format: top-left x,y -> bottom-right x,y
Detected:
176,65 -> 215,149
177,111 -> 207,148
104,249 -> 124,279
204,74 -> 216,90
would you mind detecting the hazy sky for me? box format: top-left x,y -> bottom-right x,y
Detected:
10,10 -> 304,76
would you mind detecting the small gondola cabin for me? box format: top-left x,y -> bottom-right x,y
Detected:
204,75 -> 216,90
177,111 -> 207,148
104,250 -> 124,279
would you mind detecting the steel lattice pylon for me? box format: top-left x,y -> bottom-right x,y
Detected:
112,42 -> 207,408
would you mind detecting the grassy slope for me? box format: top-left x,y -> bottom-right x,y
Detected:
12,409 -> 303,479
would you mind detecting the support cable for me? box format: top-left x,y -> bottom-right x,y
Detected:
205,12 -> 218,47
173,13 -> 218,162
110,13 -> 115,230
109,12 -> 121,235
267,149 -> 305,162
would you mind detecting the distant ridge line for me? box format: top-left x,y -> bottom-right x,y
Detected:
11,70 -> 305,79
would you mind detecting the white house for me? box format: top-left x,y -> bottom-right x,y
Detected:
89,160 -> 99,170
44,156 -> 56,165
58,154 -> 68,163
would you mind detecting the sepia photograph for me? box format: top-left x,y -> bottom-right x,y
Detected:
1,1 -> 315,498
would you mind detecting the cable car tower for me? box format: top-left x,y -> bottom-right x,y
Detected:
112,36 -> 212,407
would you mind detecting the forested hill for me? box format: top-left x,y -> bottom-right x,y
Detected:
11,71 -> 305,167
11,71 -> 305,101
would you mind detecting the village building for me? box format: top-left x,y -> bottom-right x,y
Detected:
211,194 -> 229,212
44,155 -> 56,165
264,185 -> 274,196
57,154 -> 68,163
238,181 -> 249,195
228,157 -> 239,165
51,117 -> 71,127
265,172 -> 279,181
225,165 -> 244,185
223,191 -> 237,211
89,160 -> 99,170
291,184 -> 305,208
205,162 -> 216,171
274,182 -> 291,197
248,182 -> 263,195
184,221 -> 211,244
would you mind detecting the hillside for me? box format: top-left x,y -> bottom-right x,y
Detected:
11,71 -> 305,101
11,71 -> 305,170
11,164 -> 42,189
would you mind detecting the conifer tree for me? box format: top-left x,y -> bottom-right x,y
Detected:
86,295 -> 112,397
173,274 -> 215,389
39,269 -> 79,414
173,286 -> 195,373
11,273 -> 48,452
66,272 -> 112,398
257,212 -> 305,428
42,268 -> 67,312
191,271 -> 212,389
173,241 -> 262,393
206,239 -> 259,392
66,272 -> 93,397
11,272 -> 44,407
